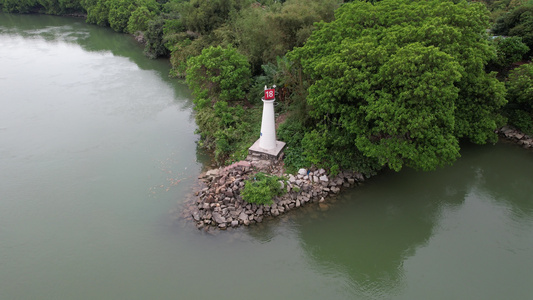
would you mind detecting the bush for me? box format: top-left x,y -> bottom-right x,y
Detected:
508,109 -> 533,134
506,63 -> 533,134
492,4 -> 533,56
492,36 -> 530,67
144,16 -> 169,58
507,62 -> 533,105
241,173 -> 286,205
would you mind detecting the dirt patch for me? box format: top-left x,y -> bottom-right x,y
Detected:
276,112 -> 290,130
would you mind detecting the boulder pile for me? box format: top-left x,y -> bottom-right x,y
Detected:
183,158 -> 367,230
498,125 -> 533,149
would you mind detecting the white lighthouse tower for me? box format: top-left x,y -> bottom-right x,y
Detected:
248,85 -> 286,159
259,85 -> 277,150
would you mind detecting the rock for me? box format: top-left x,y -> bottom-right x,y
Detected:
256,208 -> 263,216
212,212 -> 226,224
206,169 -> 219,177
238,211 -> 248,222
218,223 -> 227,229
296,199 -> 301,208
289,174 -> 296,183
243,219 -> 250,226
354,172 -> 365,182
223,189 -> 233,197
298,168 -> 307,176
319,175 -> 329,182
313,175 -> 319,183
271,208 -> 280,216
192,211 -> 200,221
331,186 -> 341,193
231,220 -> 239,227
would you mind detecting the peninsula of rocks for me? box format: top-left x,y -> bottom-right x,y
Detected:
182,153 -> 367,230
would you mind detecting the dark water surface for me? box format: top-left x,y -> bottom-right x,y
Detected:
1,13 -> 532,300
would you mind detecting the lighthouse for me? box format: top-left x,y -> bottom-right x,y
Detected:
259,86 -> 277,150
248,85 -> 286,159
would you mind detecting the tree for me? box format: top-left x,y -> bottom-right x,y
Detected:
0,0 -> 37,13
143,16 -> 168,58
492,4 -> 533,56
492,36 -> 530,67
289,0 -> 506,171
180,0 -> 249,35
185,45 -> 251,109
126,3 -> 157,33
108,0 -> 136,32
85,0 -> 110,26
506,63 -> 533,133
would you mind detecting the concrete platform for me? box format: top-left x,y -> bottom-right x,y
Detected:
248,139 -> 286,159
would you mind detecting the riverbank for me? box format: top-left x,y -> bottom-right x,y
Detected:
180,124 -> 533,231
181,152 -> 368,230
498,125 -> 533,149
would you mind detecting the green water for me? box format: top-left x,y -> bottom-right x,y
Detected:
1,13 -> 532,300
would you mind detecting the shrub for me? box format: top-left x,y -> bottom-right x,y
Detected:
506,63 -> 533,134
507,62 -> 533,106
241,173 -> 286,205
492,36 -> 530,67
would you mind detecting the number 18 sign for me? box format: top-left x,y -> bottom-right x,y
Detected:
264,88 -> 275,100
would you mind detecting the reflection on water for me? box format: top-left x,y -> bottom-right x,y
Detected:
0,12 -> 194,106
292,142 -> 533,299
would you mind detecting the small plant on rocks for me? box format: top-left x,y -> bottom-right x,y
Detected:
241,172 -> 286,205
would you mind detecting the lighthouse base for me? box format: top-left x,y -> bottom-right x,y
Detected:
248,139 -> 286,160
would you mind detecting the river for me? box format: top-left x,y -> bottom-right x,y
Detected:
1,13 -> 532,300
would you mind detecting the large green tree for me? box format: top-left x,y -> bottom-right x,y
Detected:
290,0 -> 506,171
186,45 -> 251,109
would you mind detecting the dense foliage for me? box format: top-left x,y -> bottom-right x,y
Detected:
505,63 -> 533,133
491,36 -> 530,68
289,0 -> 506,171
492,3 -> 533,56
3,0 -> 531,175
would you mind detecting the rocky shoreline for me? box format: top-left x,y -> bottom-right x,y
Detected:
180,125 -> 530,231
498,125 -> 533,148
181,154 -> 367,231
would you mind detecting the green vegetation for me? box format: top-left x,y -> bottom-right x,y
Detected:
2,0 -> 532,176
505,63 -> 533,134
241,172 -> 286,205
492,3 -> 533,57
491,36 -> 530,68
185,45 -> 257,164
289,0 -> 506,171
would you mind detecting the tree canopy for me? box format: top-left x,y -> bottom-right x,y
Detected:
185,45 -> 251,109
290,0 -> 506,171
